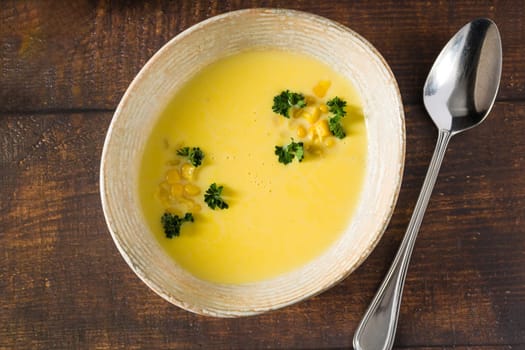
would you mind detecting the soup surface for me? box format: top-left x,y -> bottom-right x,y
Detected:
139,50 -> 367,284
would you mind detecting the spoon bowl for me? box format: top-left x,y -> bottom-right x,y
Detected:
354,18 -> 502,350
424,18 -> 502,134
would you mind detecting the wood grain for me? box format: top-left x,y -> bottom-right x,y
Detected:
1,0 -> 524,113
2,1 -> 524,348
1,101 -> 523,349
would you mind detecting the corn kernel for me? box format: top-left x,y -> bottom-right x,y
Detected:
192,203 -> 202,213
313,80 -> 331,98
170,183 -> 184,197
180,197 -> 195,209
181,163 -> 195,180
301,112 -> 311,121
297,125 -> 307,138
319,104 -> 328,113
302,111 -> 318,124
308,125 -> 316,139
184,183 -> 201,196
315,119 -> 331,138
293,109 -> 302,118
154,186 -> 168,202
312,107 -> 320,120
324,137 -> 336,147
165,168 -> 181,184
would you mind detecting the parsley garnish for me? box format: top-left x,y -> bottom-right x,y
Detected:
177,147 -> 205,167
327,97 -> 347,139
272,90 -> 307,118
327,96 -> 347,116
275,139 -> 305,165
161,212 -> 194,238
204,183 -> 229,210
328,115 -> 346,139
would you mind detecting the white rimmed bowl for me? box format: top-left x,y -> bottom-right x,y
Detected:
100,8 -> 405,317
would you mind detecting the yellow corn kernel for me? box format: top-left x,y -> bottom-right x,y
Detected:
297,125 -> 307,138
170,183 -> 184,197
308,125 -> 316,139
292,109 -> 302,118
165,168 -> 181,184
301,112 -> 311,122
180,197 -> 195,209
315,119 -> 331,138
324,137 -> 336,147
311,107 -> 320,120
184,183 -> 200,196
192,203 -> 202,213
313,80 -> 331,98
154,186 -> 168,202
302,112 -> 318,124
181,163 -> 195,180
319,104 -> 328,113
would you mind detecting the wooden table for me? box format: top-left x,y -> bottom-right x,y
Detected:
1,1 -> 524,349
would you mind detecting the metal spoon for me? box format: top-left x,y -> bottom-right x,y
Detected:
353,18 -> 502,350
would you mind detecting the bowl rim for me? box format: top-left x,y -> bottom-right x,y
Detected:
100,7 -> 405,316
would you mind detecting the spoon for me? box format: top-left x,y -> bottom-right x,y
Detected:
353,18 -> 502,350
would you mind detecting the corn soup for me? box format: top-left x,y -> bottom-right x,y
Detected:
139,50 -> 367,284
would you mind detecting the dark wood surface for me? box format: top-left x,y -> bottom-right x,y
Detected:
1,1 -> 524,349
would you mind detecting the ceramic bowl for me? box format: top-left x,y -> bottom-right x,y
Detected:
100,8 -> 405,317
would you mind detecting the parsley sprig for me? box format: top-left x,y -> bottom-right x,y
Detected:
327,97 -> 347,139
204,183 -> 229,210
275,139 -> 305,165
177,147 -> 205,167
272,90 -> 307,118
161,212 -> 194,238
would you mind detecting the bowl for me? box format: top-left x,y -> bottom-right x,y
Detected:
100,8 -> 405,317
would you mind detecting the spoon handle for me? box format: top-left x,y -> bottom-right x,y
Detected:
353,129 -> 452,350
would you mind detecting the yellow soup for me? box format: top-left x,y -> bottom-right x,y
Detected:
139,50 -> 367,284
